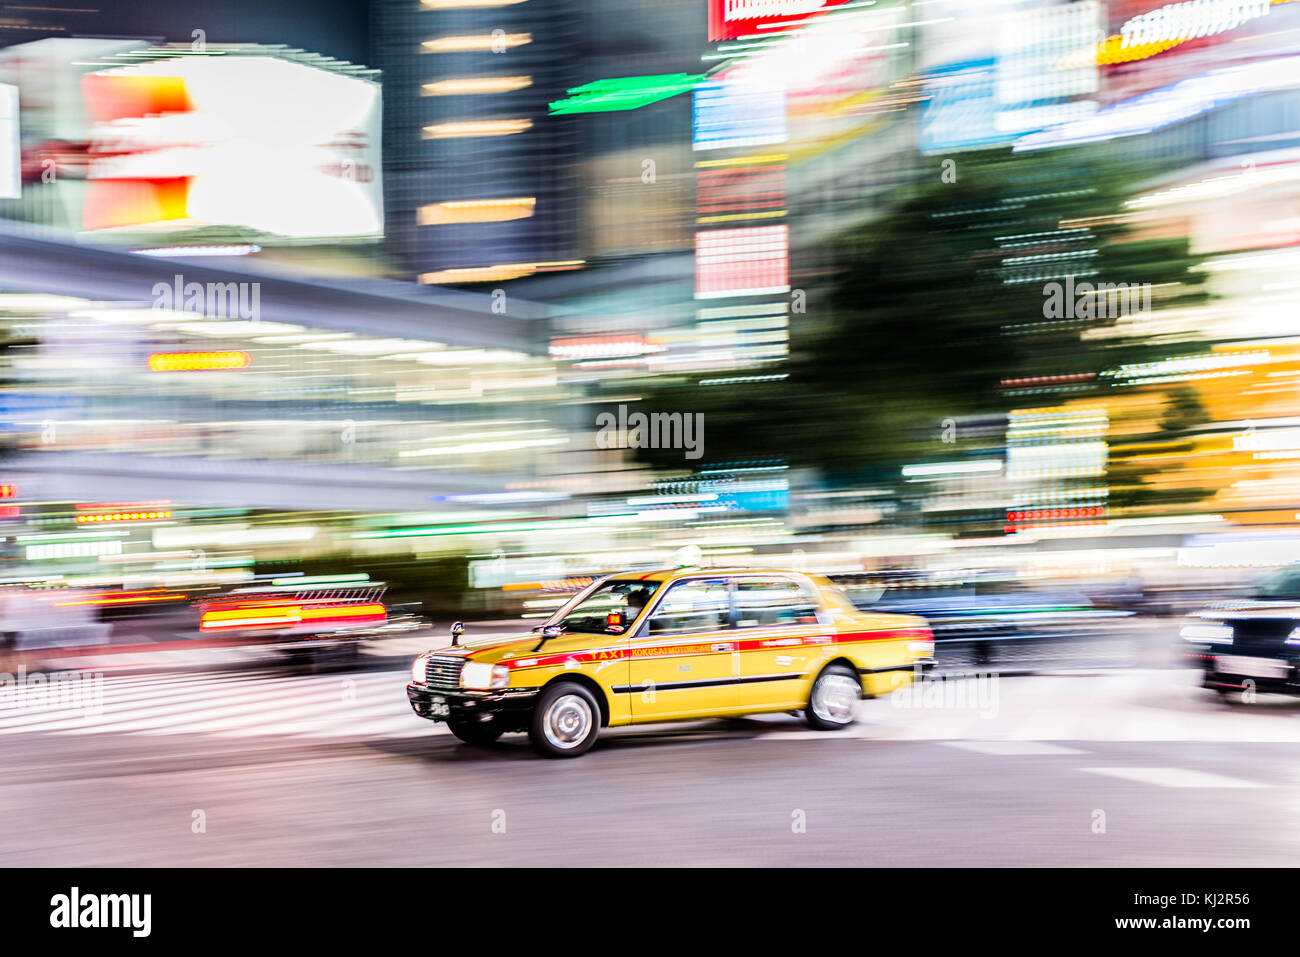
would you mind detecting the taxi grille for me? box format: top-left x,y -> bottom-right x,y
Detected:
424,656 -> 464,692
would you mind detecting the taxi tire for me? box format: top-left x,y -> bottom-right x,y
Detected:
805,664 -> 861,731
529,681 -> 600,758
447,718 -> 503,746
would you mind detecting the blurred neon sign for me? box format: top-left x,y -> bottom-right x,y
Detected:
1121,0 -> 1268,48
75,510 -> 172,523
707,0 -> 851,41
147,351 -> 250,372
1099,0 -> 1283,64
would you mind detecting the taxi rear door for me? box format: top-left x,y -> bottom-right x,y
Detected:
732,576 -> 831,710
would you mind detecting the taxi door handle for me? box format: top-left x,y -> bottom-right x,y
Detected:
711,643 -> 732,652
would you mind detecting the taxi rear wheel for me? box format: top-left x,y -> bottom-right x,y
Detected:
447,718 -> 503,746
529,682 -> 600,758
806,664 -> 861,730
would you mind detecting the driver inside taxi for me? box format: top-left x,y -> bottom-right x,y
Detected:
614,585 -> 654,630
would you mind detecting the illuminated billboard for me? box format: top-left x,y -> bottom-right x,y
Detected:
695,225 -> 789,298
707,0 -> 852,42
80,53 -> 382,242
920,0 -> 1100,153
692,74 -> 786,151
0,83 -> 17,200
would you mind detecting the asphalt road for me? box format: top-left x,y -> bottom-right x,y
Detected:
2,651 -> 1300,866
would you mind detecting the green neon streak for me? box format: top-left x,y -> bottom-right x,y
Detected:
548,73 -> 704,114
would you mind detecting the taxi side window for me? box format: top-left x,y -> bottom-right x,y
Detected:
734,578 -> 820,628
646,580 -> 731,635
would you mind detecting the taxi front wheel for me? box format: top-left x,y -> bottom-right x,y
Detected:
529,682 -> 600,758
806,664 -> 861,730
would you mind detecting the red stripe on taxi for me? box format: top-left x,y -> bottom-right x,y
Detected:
506,627 -> 930,670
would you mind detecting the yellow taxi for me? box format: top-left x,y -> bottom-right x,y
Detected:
407,568 -> 935,757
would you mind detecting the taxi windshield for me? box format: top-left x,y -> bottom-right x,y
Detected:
1255,565 -> 1300,601
552,580 -> 661,634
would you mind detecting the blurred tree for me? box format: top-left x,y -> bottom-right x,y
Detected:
632,149 -> 1211,494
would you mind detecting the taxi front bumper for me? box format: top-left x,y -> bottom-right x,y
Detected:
407,683 -> 539,728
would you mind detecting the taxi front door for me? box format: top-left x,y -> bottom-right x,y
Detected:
625,577 -> 738,721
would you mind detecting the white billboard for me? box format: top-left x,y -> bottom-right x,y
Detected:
81,54 -> 382,242
0,83 -> 18,200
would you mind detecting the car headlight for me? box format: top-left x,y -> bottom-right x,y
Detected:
461,662 -> 510,690
411,654 -> 430,684
1287,628 -> 1300,646
1180,623 -> 1233,644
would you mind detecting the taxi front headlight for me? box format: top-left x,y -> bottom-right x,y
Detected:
411,654 -> 430,684
461,662 -> 510,690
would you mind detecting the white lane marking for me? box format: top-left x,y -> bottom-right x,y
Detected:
0,679 -> 263,733
213,696 -> 413,738
1079,767 -> 1265,788
945,741 -> 1086,756
0,672 -> 276,726
140,675 -> 406,735
5,674 -> 358,734
0,670 -> 415,739
81,681 -> 389,735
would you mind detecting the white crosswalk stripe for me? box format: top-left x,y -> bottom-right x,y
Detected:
944,741 -> 1086,756
0,669 -> 445,740
1079,767 -> 1265,788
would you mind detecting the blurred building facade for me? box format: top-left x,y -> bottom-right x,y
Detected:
373,0 -> 583,285
5,1 -> 1300,604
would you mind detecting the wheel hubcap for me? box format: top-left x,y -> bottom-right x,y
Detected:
812,673 -> 859,723
544,694 -> 592,749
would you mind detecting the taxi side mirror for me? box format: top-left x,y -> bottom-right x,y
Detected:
450,621 -> 465,645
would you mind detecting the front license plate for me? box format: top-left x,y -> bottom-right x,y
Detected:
429,696 -> 450,717
1215,655 -> 1290,679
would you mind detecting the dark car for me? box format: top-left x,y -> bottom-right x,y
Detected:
1183,565 -> 1300,697
838,576 -> 1135,672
